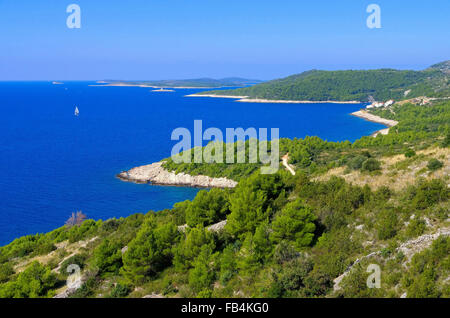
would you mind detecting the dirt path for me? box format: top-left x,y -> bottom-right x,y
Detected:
282,153 -> 296,176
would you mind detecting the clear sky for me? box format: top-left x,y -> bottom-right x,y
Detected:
1,0 -> 449,80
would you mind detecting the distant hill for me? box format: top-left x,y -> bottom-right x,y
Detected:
197,61 -> 450,102
428,60 -> 450,74
102,77 -> 263,88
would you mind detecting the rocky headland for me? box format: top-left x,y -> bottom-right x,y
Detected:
117,161 -> 237,188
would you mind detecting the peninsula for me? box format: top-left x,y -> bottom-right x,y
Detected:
351,110 -> 399,136
117,161 -> 237,188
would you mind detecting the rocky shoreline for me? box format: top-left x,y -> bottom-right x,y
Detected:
117,161 -> 237,188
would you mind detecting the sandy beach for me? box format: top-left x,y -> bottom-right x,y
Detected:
351,110 -> 398,137
237,98 -> 361,104
185,93 -> 361,104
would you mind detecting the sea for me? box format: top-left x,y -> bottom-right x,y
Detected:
0,81 -> 385,245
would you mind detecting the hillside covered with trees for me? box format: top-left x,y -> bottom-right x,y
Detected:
0,100 -> 448,298
197,61 -> 450,102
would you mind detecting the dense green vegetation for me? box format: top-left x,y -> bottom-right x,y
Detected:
0,101 -> 448,298
163,101 -> 450,180
198,61 -> 450,102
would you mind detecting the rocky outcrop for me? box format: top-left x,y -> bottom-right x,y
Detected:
207,220 -> 227,232
177,220 -> 227,233
117,161 -> 237,188
142,293 -> 164,298
333,227 -> 450,292
333,251 -> 380,292
397,227 -> 450,262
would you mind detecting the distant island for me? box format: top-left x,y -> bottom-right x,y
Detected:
190,61 -> 450,103
92,77 -> 263,89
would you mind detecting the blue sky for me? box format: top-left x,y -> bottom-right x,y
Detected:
1,0 -> 449,80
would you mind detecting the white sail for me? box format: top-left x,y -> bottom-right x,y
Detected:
74,106 -> 79,116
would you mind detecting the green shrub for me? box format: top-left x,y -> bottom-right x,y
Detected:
110,283 -> 131,298
427,159 -> 443,171
402,236 -> 449,298
410,179 -> 449,210
404,149 -> 416,158
441,131 -> 450,148
93,239 -> 123,275
60,254 -> 86,275
0,262 -> 14,283
270,199 -> 316,248
0,261 -> 57,298
361,158 -> 382,172
70,275 -> 98,298
376,209 -> 398,240
185,188 -> 230,227
122,217 -> 179,283
189,246 -> 215,293
406,218 -> 426,238
348,155 -> 368,170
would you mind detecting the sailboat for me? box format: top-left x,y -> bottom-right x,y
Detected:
74,106 -> 79,116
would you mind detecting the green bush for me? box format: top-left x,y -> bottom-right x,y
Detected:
410,179 -> 449,210
189,246 -> 215,293
427,159 -> 443,171
122,217 -> 179,283
270,200 -> 316,248
70,275 -> 98,298
93,239 -> 123,275
185,189 -> 230,227
402,236 -> 449,298
405,149 -> 416,158
60,254 -> 86,275
110,283 -> 131,298
0,262 -> 14,283
0,261 -> 57,298
376,209 -> 399,240
347,155 -> 368,170
361,158 -> 382,172
406,218 -> 426,238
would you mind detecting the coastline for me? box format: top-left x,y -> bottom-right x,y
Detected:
118,107 -> 395,190
117,161 -> 237,188
185,94 -> 249,99
185,93 -> 361,104
351,110 -> 398,137
90,83 -> 233,89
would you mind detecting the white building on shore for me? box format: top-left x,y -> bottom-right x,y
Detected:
384,100 -> 395,107
366,100 -> 395,109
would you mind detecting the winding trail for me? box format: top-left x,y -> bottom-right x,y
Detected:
282,153 -> 296,176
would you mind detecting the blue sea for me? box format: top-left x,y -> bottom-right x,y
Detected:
0,82 -> 385,245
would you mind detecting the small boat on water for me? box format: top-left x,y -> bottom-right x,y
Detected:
74,106 -> 79,116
